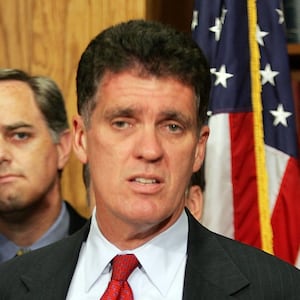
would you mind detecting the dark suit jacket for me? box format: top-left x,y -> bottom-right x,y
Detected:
0,210 -> 299,299
65,201 -> 87,234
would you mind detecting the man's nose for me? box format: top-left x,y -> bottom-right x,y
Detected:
0,138 -> 12,163
133,127 -> 164,162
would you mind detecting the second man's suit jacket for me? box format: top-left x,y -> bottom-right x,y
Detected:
0,210 -> 299,299
64,201 -> 87,234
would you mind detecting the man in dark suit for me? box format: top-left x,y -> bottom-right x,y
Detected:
0,20 -> 299,299
0,69 -> 86,264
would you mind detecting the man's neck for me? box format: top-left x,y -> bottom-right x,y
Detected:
0,196 -> 62,247
95,207 -> 184,251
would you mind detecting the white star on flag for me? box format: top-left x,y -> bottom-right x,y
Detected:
209,17 -> 222,41
220,8 -> 228,24
256,25 -> 269,46
270,104 -> 292,127
260,63 -> 279,85
213,65 -> 233,88
191,10 -> 198,31
275,9 -> 284,24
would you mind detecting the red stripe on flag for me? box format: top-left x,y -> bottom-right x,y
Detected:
271,158 -> 300,265
229,112 -> 261,248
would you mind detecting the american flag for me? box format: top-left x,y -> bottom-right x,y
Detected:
192,0 -> 300,267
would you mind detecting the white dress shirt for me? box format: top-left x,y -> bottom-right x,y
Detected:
67,209 -> 188,300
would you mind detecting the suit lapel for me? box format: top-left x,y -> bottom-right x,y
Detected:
16,213 -> 249,299
183,211 -> 249,299
19,220 -> 91,299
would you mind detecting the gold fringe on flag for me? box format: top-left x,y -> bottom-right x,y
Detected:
247,0 -> 274,254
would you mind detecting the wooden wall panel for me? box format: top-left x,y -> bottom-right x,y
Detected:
0,0 -> 147,217
0,1 -> 32,70
146,0 -> 193,33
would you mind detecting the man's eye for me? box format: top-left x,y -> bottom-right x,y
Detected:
167,123 -> 183,132
112,120 -> 131,129
13,132 -> 30,140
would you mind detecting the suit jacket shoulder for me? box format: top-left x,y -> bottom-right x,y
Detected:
0,220 -> 90,300
1,211 -> 300,300
184,210 -> 300,299
64,200 -> 87,234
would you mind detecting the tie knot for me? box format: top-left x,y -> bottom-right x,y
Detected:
111,254 -> 139,281
15,248 -> 31,256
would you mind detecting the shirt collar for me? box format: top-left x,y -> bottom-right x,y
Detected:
0,201 -> 69,263
84,209 -> 188,296
32,201 -> 69,249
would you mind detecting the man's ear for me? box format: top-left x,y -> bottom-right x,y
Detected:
56,129 -> 72,170
185,186 -> 203,221
72,115 -> 88,164
193,125 -> 209,172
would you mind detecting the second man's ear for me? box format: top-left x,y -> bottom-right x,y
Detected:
185,185 -> 203,221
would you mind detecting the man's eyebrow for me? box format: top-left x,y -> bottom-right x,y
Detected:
103,107 -> 195,127
103,106 -> 140,119
4,122 -> 33,131
159,110 -> 194,127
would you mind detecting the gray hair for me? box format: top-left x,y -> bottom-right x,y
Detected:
0,69 -> 69,143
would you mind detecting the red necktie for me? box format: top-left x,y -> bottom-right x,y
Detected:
100,254 -> 139,300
